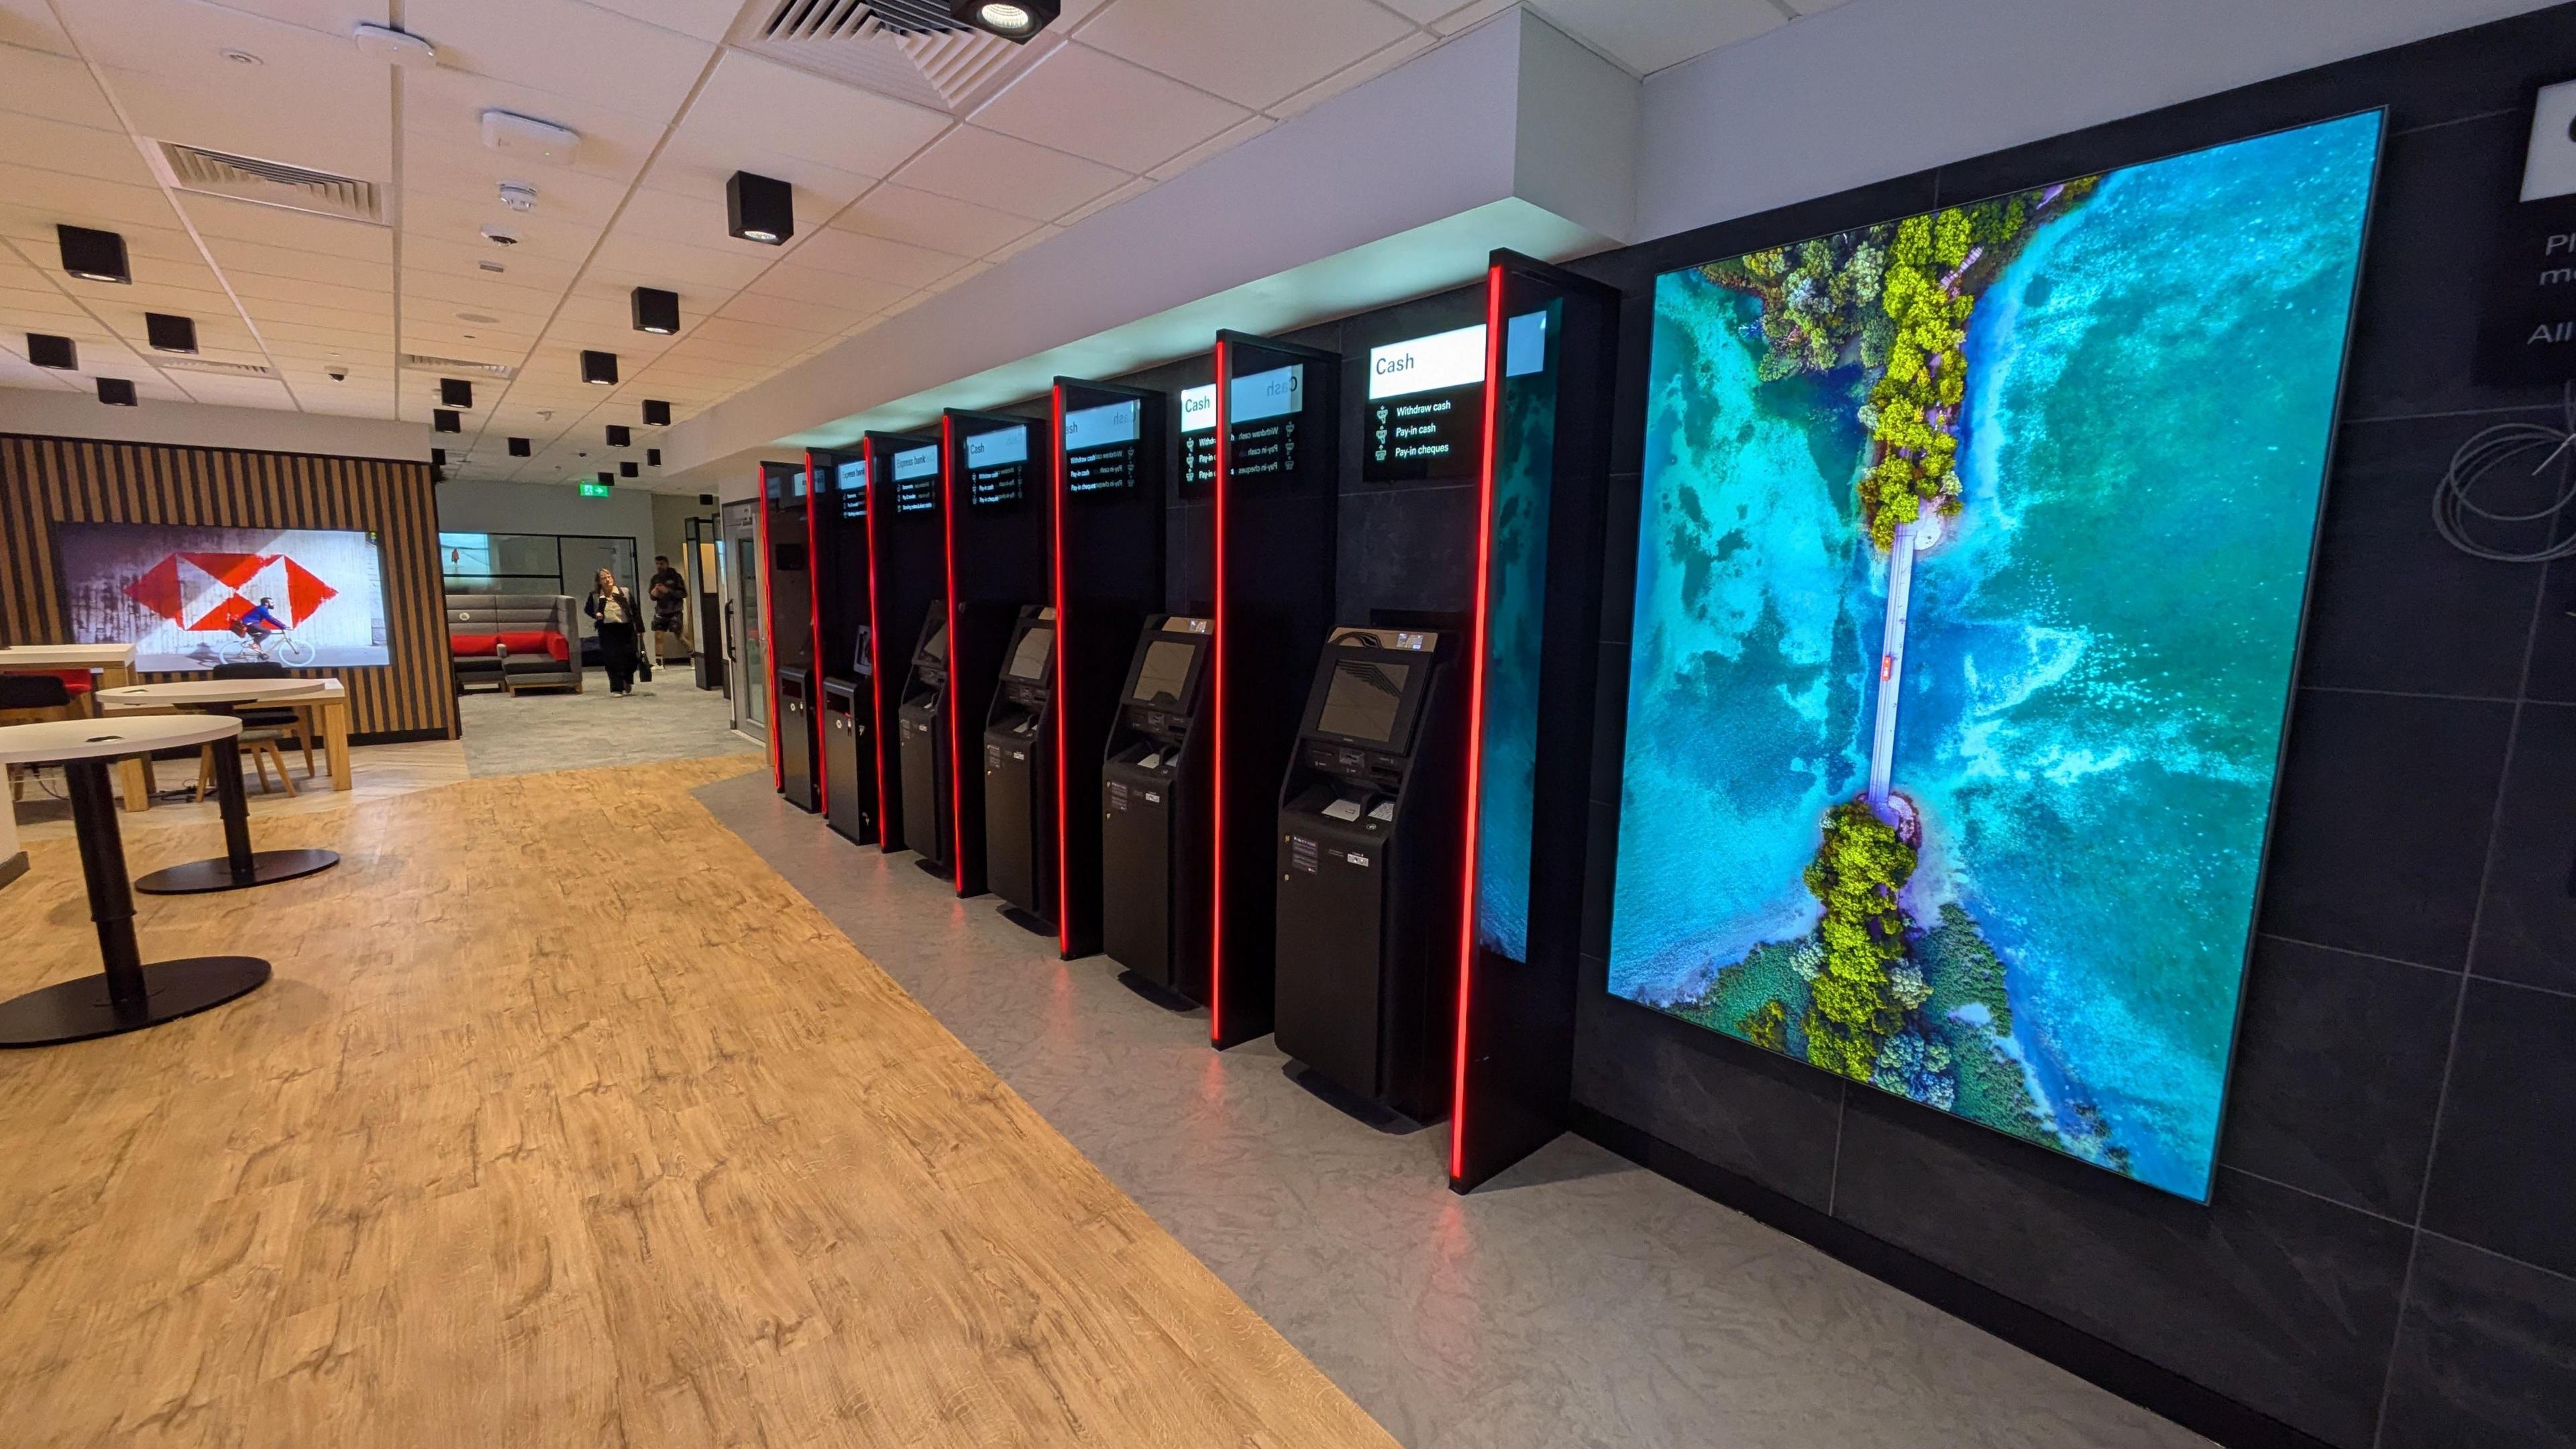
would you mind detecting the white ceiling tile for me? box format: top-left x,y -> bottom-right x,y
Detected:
399,65 -> 667,187
403,0 -> 714,124
890,125 -> 1128,224
680,50 -> 952,179
1146,113 -> 1273,181
1372,0 -> 1456,21
0,113 -> 158,189
985,224 -> 1060,264
613,186 -> 801,260
773,230 -> 962,290
577,0 -> 741,43
1431,0 -> 1514,36
830,185 -> 1040,264
227,270 -> 394,316
99,62 -> 392,187
0,166 -> 186,232
716,290 -> 875,335
971,40 -> 1252,174
0,0 -> 80,56
1525,0 -> 1784,74
207,1 -> 393,34
1266,31 -> 1435,120
742,264 -> 910,315
1055,175 -> 1150,227
182,195 -> 393,258
924,258 -> 990,294
639,128 -> 877,219
172,374 -> 297,408
586,232 -> 773,291
401,236 -> 585,296
0,49 -> 125,129
1079,0 -> 1417,111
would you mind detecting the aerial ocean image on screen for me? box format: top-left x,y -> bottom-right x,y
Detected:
1607,114 -> 2379,1199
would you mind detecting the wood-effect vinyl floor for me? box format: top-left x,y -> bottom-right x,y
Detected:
0,757 -> 1395,1448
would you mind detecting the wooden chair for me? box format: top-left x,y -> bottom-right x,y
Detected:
210,661 -> 316,777
195,728 -> 298,801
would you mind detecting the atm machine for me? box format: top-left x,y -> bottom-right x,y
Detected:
1099,615 -> 1213,998
866,432 -> 945,858
939,408 -> 1050,899
763,459 -> 818,812
815,449 -> 875,844
1273,627 -> 1466,1123
982,606 -> 1056,929
896,604 -> 951,867
776,665 -> 818,812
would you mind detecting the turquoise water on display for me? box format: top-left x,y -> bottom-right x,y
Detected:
1474,307 -> 1562,962
1607,115 -> 2380,1198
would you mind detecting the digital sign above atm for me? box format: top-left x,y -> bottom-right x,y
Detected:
1063,398 -> 1141,496
891,443 -> 940,513
965,423 -> 1030,509
1364,323 -> 1487,482
1221,362 -> 1304,481
834,456 -> 867,520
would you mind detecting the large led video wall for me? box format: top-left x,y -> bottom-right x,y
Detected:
1606,113 -> 2380,1199
56,521 -> 393,672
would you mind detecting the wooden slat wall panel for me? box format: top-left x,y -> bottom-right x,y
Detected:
0,433 -> 458,740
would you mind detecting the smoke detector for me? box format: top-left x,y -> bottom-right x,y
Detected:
352,22 -> 437,68
498,180 -> 536,212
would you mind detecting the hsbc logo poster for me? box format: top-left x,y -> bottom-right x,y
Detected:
54,522 -> 392,672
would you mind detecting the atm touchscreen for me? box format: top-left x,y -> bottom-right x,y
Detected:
1006,625 -> 1053,682
1316,657 -> 1409,743
921,624 -> 948,665
1131,640 -> 1194,706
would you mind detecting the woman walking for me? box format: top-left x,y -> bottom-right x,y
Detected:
585,567 -> 646,696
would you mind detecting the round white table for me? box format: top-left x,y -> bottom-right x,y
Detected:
0,717 -> 272,1047
94,682 -> 341,895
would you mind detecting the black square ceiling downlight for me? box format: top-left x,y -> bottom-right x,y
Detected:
97,377 -> 138,406
144,313 -> 197,354
581,350 -> 618,385
631,286 -> 680,335
606,424 -> 631,447
727,171 -> 793,245
28,333 -> 75,370
596,472 -> 614,487
433,409 -> 462,433
58,225 -> 129,283
432,447 -> 447,467
950,0 -> 1059,42
440,377 -> 473,408
647,448 -> 661,467
642,398 -> 671,427
621,461 -> 639,478
508,436 -> 531,457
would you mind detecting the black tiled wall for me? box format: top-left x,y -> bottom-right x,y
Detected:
1560,7 -> 2576,1447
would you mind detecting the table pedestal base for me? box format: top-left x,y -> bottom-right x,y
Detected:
0,956 -> 271,1047
136,849 -> 338,895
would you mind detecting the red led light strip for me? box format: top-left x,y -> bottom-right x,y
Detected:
759,466 -> 782,790
1052,385 -> 1073,956
943,415 -> 966,894
806,450 -> 826,816
1450,266 -> 1505,1181
1208,341 -> 1230,1044
863,439 -> 890,845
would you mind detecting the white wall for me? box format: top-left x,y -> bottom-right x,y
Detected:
0,386 -> 429,461
432,478 -> 657,594
1633,0 -> 2559,241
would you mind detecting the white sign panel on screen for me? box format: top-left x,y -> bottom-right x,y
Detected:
1367,323 -> 1485,400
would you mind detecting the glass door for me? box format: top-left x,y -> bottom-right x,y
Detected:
722,500 -> 765,735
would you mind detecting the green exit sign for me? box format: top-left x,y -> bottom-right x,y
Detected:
579,482 -> 613,498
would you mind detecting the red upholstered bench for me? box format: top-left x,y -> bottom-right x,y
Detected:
445,594 -> 582,696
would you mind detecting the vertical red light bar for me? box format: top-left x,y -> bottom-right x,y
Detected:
943,415 -> 967,893
1051,385 -> 1073,955
806,450 -> 827,816
1208,341 -> 1231,1044
1450,265 -> 1506,1181
862,439 -> 890,842
759,466 -> 782,790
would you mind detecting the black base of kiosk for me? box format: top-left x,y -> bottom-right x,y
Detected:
983,606 -> 1057,929
822,676 -> 873,845
1273,627 -> 1464,1124
777,665 -> 818,813
1099,616 -> 1213,1000
896,606 -> 951,867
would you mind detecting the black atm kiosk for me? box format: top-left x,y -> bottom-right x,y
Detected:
764,459 -> 818,812
1051,378 -> 1165,959
896,604 -> 950,866
1273,627 -> 1464,1122
1100,614 -> 1213,998
940,408 -> 1050,900
814,448 -> 875,843
1205,331 -> 1339,1046
865,432 -> 944,858
982,605 -> 1056,928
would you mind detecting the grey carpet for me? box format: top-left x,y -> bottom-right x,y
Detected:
458,669 -> 753,779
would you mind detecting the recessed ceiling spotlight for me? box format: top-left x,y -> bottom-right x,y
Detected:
955,0 -> 1058,42
57,225 -> 130,284
498,180 -> 537,212
481,223 -> 520,247
727,171 -> 792,246
221,48 -> 262,66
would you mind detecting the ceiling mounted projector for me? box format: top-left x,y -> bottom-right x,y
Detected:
352,22 -> 437,67
481,109 -> 580,166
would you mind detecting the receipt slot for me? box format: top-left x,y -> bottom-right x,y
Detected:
896,604 -> 951,867
1273,627 -> 1465,1122
1100,616 -> 1212,998
983,606 -> 1057,929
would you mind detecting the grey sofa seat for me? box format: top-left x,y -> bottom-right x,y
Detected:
447,594 -> 583,696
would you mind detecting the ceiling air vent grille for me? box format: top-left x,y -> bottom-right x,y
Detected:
158,358 -> 276,378
150,142 -> 382,225
401,354 -> 516,380
738,0 -> 1041,114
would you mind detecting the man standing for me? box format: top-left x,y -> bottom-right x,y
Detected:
648,554 -> 688,669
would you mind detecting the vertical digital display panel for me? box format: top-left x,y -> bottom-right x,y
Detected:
1223,364 -> 1304,486
891,444 -> 941,513
835,456 -> 867,521
1179,382 -> 1217,490
1063,398 -> 1142,495
1469,304 -> 1558,967
1605,115 -> 2381,1201
965,423 -> 1030,509
1365,323 -> 1487,483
